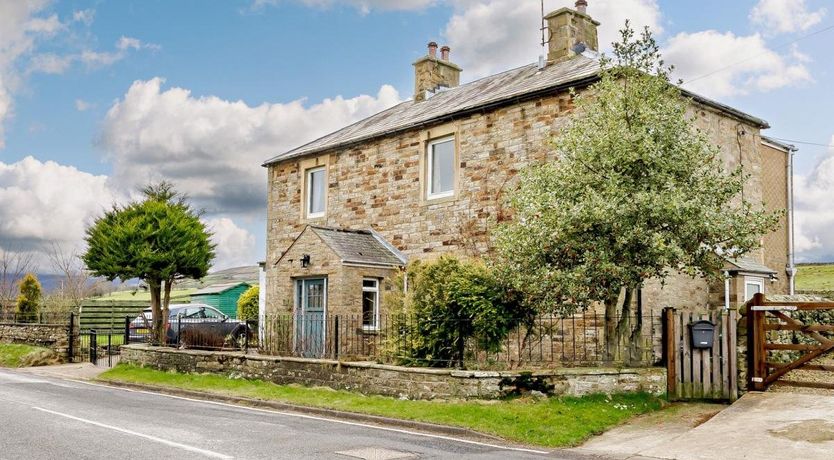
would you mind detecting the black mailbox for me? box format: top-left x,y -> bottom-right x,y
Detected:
689,320 -> 715,349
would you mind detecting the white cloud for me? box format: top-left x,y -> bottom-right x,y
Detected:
74,99 -> 92,111
252,0 -> 436,13
443,0 -> 662,79
28,52 -> 73,74
204,217 -> 258,270
72,9 -> 95,26
794,136 -> 834,262
0,0 -> 58,147
750,0 -> 826,34
99,77 -> 401,215
665,30 -> 812,99
0,156 -> 120,251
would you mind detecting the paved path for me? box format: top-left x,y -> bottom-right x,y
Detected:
579,392 -> 834,460
0,368 -> 566,459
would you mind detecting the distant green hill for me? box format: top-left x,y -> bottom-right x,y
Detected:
84,265 -> 259,305
796,264 -> 834,293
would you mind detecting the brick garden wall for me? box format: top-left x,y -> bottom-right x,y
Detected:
121,344 -> 666,400
0,322 -> 72,361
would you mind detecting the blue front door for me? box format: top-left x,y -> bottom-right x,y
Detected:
295,278 -> 326,358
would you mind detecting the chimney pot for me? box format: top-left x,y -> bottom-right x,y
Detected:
575,0 -> 588,14
427,41 -> 438,58
440,45 -> 450,61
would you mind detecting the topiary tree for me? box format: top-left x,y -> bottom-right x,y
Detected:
16,273 -> 42,322
83,182 -> 215,344
237,285 -> 259,321
493,24 -> 781,361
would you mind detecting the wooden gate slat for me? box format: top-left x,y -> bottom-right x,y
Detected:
680,313 -> 693,398
700,313 -> 711,397
728,311 -> 738,400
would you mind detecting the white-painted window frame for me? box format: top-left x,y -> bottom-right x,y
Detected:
426,135 -> 455,200
744,276 -> 765,302
361,278 -> 380,331
306,166 -> 326,218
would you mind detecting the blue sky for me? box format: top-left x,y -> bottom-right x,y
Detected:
1,0 -> 833,271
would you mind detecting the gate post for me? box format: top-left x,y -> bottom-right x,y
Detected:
663,308 -> 677,399
124,316 -> 130,346
90,330 -> 98,366
747,293 -> 766,391
68,312 -> 75,363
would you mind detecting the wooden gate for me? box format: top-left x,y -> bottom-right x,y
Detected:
664,308 -> 738,401
747,293 -> 834,391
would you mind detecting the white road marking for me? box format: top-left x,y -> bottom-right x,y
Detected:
32,406 -> 233,459
72,379 -> 550,455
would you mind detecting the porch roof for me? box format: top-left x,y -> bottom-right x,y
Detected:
310,226 -> 407,268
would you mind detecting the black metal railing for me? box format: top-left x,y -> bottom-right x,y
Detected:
129,311 -> 661,369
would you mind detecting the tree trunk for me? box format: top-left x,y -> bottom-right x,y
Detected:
628,287 -> 644,364
148,280 -> 163,345
162,278 -> 173,336
604,291 -> 621,362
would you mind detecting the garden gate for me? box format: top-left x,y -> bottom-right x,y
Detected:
664,308 -> 738,401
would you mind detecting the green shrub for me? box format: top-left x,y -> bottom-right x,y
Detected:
16,273 -> 42,322
237,285 -> 259,321
386,256 -> 524,368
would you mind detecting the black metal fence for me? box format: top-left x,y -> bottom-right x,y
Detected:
255,311 -> 661,369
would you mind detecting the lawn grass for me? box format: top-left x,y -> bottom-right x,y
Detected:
0,343 -> 52,367
99,364 -> 663,447
796,264 -> 834,292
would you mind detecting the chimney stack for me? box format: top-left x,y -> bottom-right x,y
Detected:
544,0 -> 600,64
413,42 -> 461,102
427,41 -> 438,58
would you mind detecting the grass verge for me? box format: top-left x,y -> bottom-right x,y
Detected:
99,364 -> 663,447
0,343 -> 53,367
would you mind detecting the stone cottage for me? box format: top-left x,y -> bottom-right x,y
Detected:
262,1 -> 797,347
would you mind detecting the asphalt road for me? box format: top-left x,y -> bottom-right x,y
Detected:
0,368 -> 567,459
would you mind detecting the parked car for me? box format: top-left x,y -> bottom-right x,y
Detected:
129,304 -> 252,349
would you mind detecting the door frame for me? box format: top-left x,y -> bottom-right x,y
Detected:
293,276 -> 328,355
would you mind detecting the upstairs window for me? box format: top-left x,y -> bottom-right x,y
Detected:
427,136 -> 455,199
306,166 -> 326,218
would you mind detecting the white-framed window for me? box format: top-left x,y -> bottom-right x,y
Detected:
426,136 -> 455,199
744,276 -> 764,302
306,166 -> 326,218
361,278 -> 379,330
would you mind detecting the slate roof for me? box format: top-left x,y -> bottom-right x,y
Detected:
726,257 -> 778,275
263,54 -> 769,165
192,281 -> 251,296
311,226 -> 407,267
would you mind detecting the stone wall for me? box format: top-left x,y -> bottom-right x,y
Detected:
122,344 -> 666,400
266,80 -> 785,316
0,322 -> 72,361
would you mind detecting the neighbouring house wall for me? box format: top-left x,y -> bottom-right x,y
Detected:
760,143 -> 790,294
121,344 -> 666,400
266,87 -> 782,314
0,322 -> 72,361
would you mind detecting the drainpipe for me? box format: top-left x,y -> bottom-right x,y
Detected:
723,270 -> 731,310
786,146 -> 798,295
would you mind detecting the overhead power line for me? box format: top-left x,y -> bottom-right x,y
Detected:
681,23 -> 834,86
766,136 -> 834,149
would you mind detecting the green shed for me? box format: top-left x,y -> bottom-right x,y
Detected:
190,282 -> 251,318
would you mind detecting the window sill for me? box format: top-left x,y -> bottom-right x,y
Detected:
423,193 -> 457,206
361,327 -> 380,335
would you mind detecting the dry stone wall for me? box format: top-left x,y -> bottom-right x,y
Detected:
0,322 -> 72,361
122,344 -> 665,400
